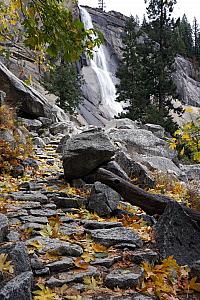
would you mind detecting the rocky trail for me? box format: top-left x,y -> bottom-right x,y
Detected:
0,129 -> 200,300
0,136 -> 157,299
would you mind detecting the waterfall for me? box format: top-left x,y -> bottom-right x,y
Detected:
80,6 -> 123,119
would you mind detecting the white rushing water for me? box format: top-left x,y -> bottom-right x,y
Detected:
80,6 -> 123,118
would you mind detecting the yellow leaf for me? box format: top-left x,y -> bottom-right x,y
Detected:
182,133 -> 190,141
169,141 -> 177,150
188,277 -> 200,292
39,224 -> 53,238
83,276 -> 98,290
193,152 -> 200,163
28,240 -> 44,252
185,107 -> 193,113
81,252 -> 95,263
0,253 -> 14,274
180,147 -> 185,156
33,284 -> 58,300
142,261 -> 155,278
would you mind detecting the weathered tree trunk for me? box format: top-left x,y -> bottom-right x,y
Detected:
96,168 -> 200,223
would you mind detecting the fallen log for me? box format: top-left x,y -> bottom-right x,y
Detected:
96,168 -> 200,223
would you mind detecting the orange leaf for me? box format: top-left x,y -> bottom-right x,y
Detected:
74,258 -> 89,270
92,243 -> 108,253
189,277 -> 200,292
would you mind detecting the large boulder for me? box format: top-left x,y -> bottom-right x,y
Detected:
0,61 -> 68,122
108,128 -> 174,159
114,151 -> 155,187
87,181 -> 120,216
136,155 -> 184,179
143,123 -> 165,139
0,272 -> 33,300
62,128 -> 116,180
49,121 -> 74,136
155,201 -> 200,266
105,118 -> 139,130
18,118 -> 42,132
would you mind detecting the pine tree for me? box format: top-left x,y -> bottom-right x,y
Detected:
144,0 -> 178,113
41,62 -> 83,114
178,14 -> 193,57
116,16 -> 153,122
116,0 -> 182,133
193,17 -> 200,60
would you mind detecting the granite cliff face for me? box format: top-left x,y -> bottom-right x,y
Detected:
174,55 -> 200,107
78,6 -> 127,126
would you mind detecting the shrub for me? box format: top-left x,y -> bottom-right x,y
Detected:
0,105 -> 33,174
170,111 -> 200,163
151,171 -> 200,211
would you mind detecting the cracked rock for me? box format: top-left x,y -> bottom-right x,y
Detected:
83,220 -> 123,230
91,256 -> 122,268
27,237 -> 83,257
105,266 -> 143,289
87,182 -> 120,216
91,227 -> 142,247
9,192 -> 48,204
0,271 -> 33,300
52,196 -> 87,209
47,266 -> 98,287
0,242 -> 31,275
129,249 -> 159,265
46,258 -> 74,272
0,213 -> 9,242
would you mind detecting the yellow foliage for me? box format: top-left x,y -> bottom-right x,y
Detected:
39,224 -> 53,238
28,240 -> 45,254
0,253 -> 14,274
33,284 -> 58,300
170,113 -> 200,163
141,256 -> 189,299
83,276 -> 98,291
188,277 -> 200,292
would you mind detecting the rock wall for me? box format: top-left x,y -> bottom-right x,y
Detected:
174,55 -> 200,107
78,6 -> 127,126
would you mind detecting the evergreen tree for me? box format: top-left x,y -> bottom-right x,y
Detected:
178,14 -> 193,57
42,62 -> 83,114
144,0 -> 179,115
193,17 -> 200,60
116,0 -> 182,133
116,16 -> 154,122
